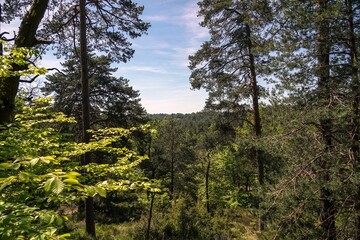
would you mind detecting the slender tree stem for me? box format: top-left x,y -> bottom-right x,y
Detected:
79,0 -> 95,236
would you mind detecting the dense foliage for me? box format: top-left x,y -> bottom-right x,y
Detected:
1,0 -> 360,239
0,98 -> 156,239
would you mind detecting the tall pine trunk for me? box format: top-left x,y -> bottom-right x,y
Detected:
245,23 -> 264,231
205,156 -> 211,213
316,1 -> 336,239
145,193 -> 155,240
346,0 -> 360,238
79,0 -> 95,236
170,134 -> 175,199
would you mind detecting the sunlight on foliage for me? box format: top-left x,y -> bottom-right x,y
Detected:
0,98 -> 158,239
0,41 -> 47,77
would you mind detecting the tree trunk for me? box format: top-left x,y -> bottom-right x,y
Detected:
205,156 -> 211,213
146,193 -> 155,240
170,126 -> 175,199
79,0 -> 95,236
316,1 -> 336,239
347,0 -> 360,238
319,120 -> 336,240
0,0 -> 49,124
245,22 -> 264,231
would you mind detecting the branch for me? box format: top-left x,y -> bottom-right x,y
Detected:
224,8 -> 242,17
47,68 -> 65,75
15,0 -> 50,47
0,32 -> 15,41
19,75 -> 40,83
55,6 -> 80,34
34,39 -> 53,45
19,67 -> 65,83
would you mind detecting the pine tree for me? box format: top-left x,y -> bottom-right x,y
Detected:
266,0 -> 360,238
189,0 -> 273,230
0,0 -> 149,124
42,53 -> 146,130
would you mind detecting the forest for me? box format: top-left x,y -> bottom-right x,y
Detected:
0,0 -> 360,239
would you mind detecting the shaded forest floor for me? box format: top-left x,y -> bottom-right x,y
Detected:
67,208 -> 259,239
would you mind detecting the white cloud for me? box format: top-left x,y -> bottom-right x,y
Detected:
1,19 -> 21,40
169,46 -> 200,67
132,39 -> 172,50
141,88 -> 207,114
144,15 -> 169,22
41,55 -> 63,70
157,1 -> 209,68
180,1 -> 209,40
117,65 -> 168,74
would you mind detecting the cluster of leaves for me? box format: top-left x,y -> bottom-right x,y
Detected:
0,98 -> 77,239
0,42 -> 47,77
0,98 -> 158,239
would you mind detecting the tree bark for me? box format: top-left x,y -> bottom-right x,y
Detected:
0,0 -> 49,124
316,0 -> 336,239
245,22 -> 264,231
79,0 -> 95,236
170,123 -> 175,199
346,0 -> 360,238
205,156 -> 211,213
146,193 -> 155,240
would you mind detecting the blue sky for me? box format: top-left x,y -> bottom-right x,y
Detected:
1,0 -> 209,114
117,0 -> 210,113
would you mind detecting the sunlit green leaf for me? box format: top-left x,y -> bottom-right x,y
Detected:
95,186 -> 107,198
44,177 -> 64,194
30,158 -> 39,166
84,186 -> 96,197
63,178 -> 80,186
0,163 -> 12,169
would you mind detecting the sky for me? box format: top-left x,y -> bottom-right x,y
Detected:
1,0 -> 210,114
116,0 -> 210,113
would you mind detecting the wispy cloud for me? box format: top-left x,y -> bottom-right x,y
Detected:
2,19 -> 21,40
141,86 -> 207,113
170,46 -> 201,67
180,1 -> 209,41
163,1 -> 209,68
118,65 -> 168,74
143,15 -> 170,22
132,39 -> 172,50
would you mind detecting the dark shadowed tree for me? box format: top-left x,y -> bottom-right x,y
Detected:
265,0 -> 360,238
42,52 -> 147,130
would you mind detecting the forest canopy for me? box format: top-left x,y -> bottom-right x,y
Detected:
1,0 -> 360,239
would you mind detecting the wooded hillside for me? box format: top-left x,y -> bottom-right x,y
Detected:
1,0 -> 359,239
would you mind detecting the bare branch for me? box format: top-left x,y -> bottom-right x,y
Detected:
0,32 -> 15,41
19,75 -> 40,83
47,68 -> 65,75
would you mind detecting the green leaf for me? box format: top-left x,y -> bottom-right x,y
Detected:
84,186 -> 96,197
65,171 -> 81,178
58,233 -> 71,239
18,172 -> 32,182
40,212 -> 55,225
63,178 -> 80,185
95,186 -> 107,198
0,176 -> 16,192
44,177 -> 64,194
55,215 -> 64,226
0,162 -> 12,169
39,156 -> 55,164
12,163 -> 21,170
30,158 -> 40,166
